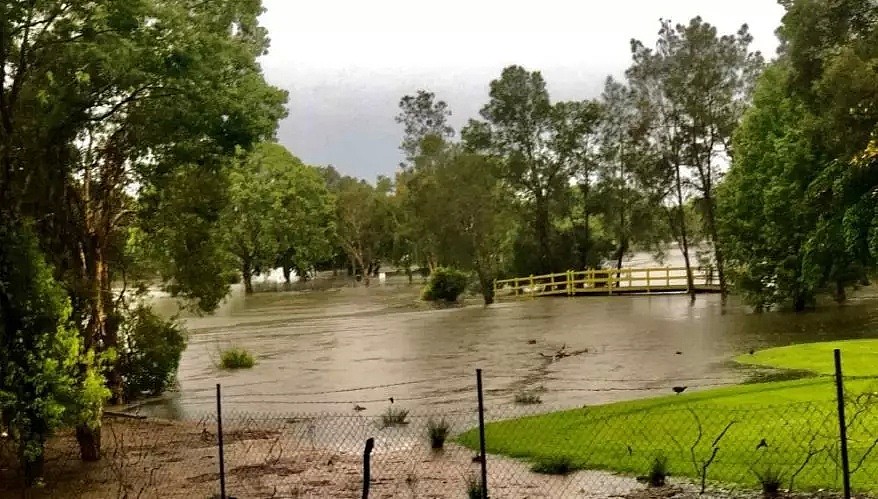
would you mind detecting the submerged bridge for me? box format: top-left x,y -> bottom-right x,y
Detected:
493,267 -> 721,299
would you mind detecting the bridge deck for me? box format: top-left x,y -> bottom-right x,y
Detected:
494,267 -> 720,299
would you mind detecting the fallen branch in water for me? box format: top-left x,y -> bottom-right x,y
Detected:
539,344 -> 589,361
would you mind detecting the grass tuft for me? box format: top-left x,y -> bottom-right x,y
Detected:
754,466 -> 784,497
219,347 -> 255,369
465,474 -> 483,499
530,455 -> 576,475
648,454 -> 669,487
380,407 -> 409,428
426,418 -> 450,449
514,392 -> 542,405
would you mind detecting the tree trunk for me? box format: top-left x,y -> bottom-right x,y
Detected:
534,194 -> 552,274
282,265 -> 291,284
21,434 -> 46,485
477,268 -> 495,305
673,163 -> 695,302
835,280 -> 847,303
76,424 -> 101,462
702,193 -> 727,298
580,182 -> 591,270
242,261 -> 254,294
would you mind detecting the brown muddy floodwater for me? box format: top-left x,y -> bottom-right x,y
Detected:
134,277 -> 878,421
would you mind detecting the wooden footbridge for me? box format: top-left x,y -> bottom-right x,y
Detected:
493,267 -> 721,299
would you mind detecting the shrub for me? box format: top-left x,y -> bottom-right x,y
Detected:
421,267 -> 469,302
648,454 -> 669,487
465,474 -> 483,499
219,347 -> 255,369
380,407 -> 410,428
754,466 -> 784,497
120,304 -> 187,399
514,392 -> 542,405
531,455 -> 576,475
427,418 -> 451,449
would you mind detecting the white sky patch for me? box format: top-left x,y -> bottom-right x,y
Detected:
258,0 -> 785,179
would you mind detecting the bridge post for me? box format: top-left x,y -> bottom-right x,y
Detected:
513,277 -> 518,297
529,275 -> 535,298
646,268 -> 651,294
567,270 -> 572,296
666,268 -> 670,287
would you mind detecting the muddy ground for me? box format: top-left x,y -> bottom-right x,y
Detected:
0,416 -> 844,498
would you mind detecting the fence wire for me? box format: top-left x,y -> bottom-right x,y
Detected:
4,375 -> 878,498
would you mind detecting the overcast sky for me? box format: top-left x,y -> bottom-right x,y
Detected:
258,0 -> 786,180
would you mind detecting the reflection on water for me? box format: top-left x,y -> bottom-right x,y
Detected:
135,273 -> 878,421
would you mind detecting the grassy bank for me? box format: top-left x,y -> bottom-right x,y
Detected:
459,340 -> 878,493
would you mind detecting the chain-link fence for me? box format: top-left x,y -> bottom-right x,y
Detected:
3,351 -> 878,498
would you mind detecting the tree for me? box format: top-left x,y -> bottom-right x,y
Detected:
717,64 -> 817,310
463,66 -> 600,274
222,143 -> 334,293
335,179 -> 391,286
717,0 -> 878,310
395,90 -> 454,165
595,77 -> 667,274
0,0 -> 287,460
626,17 -> 762,299
0,218 -> 105,484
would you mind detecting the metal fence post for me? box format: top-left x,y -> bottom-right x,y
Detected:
216,383 -> 227,499
834,349 -> 852,499
362,437 -> 375,499
476,369 -> 489,499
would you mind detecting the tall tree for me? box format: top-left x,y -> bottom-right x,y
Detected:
334,179 -> 391,286
395,90 -> 455,166
627,17 -> 762,299
221,144 -> 333,293
0,0 -> 287,459
463,66 -> 600,274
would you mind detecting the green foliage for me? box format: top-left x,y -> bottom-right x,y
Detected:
530,455 -> 576,475
119,305 -> 187,399
219,348 -> 255,370
717,0 -> 878,309
422,268 -> 469,302
380,407 -> 410,428
221,143 -> 335,293
0,219 -> 96,482
426,418 -> 451,449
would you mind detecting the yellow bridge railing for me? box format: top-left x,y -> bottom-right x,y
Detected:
493,266 -> 720,299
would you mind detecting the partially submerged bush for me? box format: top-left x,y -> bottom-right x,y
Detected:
381,407 -> 410,428
421,268 -> 469,302
531,454 -> 576,475
648,454 -> 669,487
120,304 -> 187,399
427,418 -> 451,449
220,347 -> 255,369
514,392 -> 542,405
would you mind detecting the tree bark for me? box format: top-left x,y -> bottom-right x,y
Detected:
75,425 -> 101,462
579,182 -> 591,270
281,265 -> 291,284
673,163 -> 695,302
702,193 -> 727,298
534,194 -> 552,274
241,260 -> 254,294
477,268 -> 495,305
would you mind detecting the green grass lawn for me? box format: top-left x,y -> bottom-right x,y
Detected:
458,340 -> 878,494
735,338 -> 878,377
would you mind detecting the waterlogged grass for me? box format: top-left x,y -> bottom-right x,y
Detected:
459,340 -> 878,493
735,339 -> 878,377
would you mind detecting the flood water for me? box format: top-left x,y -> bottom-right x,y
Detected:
136,272 -> 878,421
